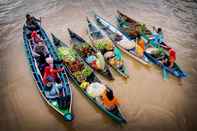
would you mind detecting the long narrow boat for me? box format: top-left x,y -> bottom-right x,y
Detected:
94,14 -> 150,66
116,11 -> 187,78
67,28 -> 114,80
116,10 -> 171,50
87,18 -> 129,78
23,25 -> 73,121
144,47 -> 187,78
51,34 -> 127,123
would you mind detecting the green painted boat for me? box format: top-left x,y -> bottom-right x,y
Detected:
87,18 -> 129,78
67,28 -> 114,80
23,25 -> 73,121
51,33 -> 127,124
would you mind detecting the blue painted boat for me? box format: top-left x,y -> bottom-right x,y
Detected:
23,25 -> 73,121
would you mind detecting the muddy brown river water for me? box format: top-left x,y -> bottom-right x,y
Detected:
0,0 -> 197,131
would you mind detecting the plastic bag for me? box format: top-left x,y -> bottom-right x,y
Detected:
117,39 -> 135,50
96,52 -> 105,70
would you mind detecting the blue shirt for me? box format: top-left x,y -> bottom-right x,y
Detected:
114,47 -> 122,61
153,32 -> 164,45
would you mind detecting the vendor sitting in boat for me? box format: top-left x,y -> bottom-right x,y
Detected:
83,47 -> 105,70
149,47 -> 176,69
31,30 -> 43,44
43,60 -> 64,85
33,41 -> 48,62
150,27 -> 166,48
101,89 -> 119,111
136,34 -> 145,57
98,39 -> 123,68
86,82 -> 119,111
86,52 -> 97,68
158,48 -> 176,69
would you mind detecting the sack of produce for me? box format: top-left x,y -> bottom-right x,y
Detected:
96,52 -> 105,70
86,82 -> 106,98
104,39 -> 113,50
104,51 -> 114,59
95,38 -> 113,51
95,39 -> 107,50
117,39 -> 135,50
145,47 -> 163,57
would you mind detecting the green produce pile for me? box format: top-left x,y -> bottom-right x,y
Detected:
95,38 -> 113,51
95,39 -> 107,50
73,66 -> 92,82
57,47 -> 77,62
82,66 -> 92,77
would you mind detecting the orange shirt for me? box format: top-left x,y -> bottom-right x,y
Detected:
137,39 -> 145,51
101,93 -> 119,109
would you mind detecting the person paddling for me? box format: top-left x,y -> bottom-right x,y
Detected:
168,48 -> 176,68
43,63 -> 64,85
25,14 -> 41,31
25,14 -> 41,39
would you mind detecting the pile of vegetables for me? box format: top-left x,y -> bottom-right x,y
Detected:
72,66 -> 92,82
74,43 -> 91,56
57,47 -> 94,82
57,47 -> 77,62
95,39 -> 113,50
73,71 -> 85,82
82,66 -> 92,77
